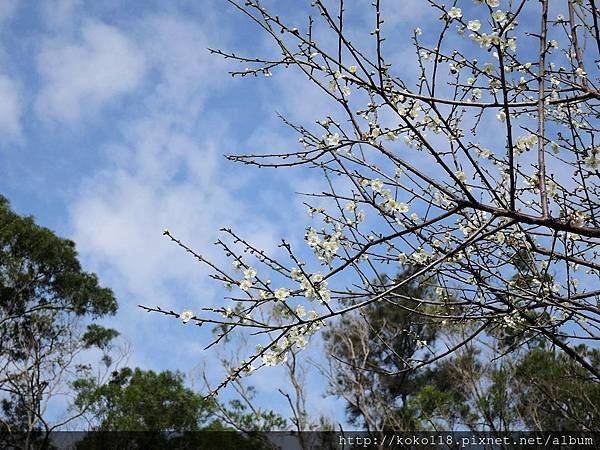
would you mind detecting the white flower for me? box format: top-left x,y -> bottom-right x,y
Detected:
180,310 -> 194,323
575,67 -> 587,78
515,134 -> 537,152
480,148 -> 492,158
241,362 -> 255,374
492,10 -> 506,22
244,267 -> 257,279
306,229 -> 320,247
345,201 -> 357,211
327,133 -> 341,146
274,288 -> 291,301
496,232 -> 505,244
506,38 -> 517,52
415,27 -> 422,36
293,334 -> 308,349
370,178 -> 384,193
412,248 -> 428,264
448,7 -> 462,19
486,0 -> 500,7
584,155 -> 598,169
397,202 -> 410,213
240,279 -> 251,291
295,304 -> 306,318
262,351 -> 279,367
307,310 -> 318,320
467,20 -> 481,32
291,268 -> 303,281
455,171 -> 467,182
312,272 -> 324,283
398,252 -> 408,264
385,131 -> 398,141
318,287 -> 331,303
349,65 -> 357,73
496,111 -> 506,122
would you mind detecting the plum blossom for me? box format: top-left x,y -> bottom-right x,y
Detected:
455,171 -> 467,182
370,178 -> 384,193
274,287 -> 291,301
180,310 -> 194,323
448,7 -> 462,20
327,133 -> 341,146
467,20 -> 481,32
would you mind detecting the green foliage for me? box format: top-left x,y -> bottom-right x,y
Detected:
0,194 -> 118,438
74,368 -> 215,432
514,345 -> 600,430
221,387 -> 287,432
73,368 -> 281,449
0,195 -> 116,323
324,270 -> 445,430
81,324 -> 119,351
324,270 -> 600,431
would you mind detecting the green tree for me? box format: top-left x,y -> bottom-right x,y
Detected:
73,368 -> 216,432
322,271 -> 452,431
0,195 -> 119,449
73,367 -> 284,449
324,273 -> 600,431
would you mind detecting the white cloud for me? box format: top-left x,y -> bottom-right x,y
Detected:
139,15 -> 225,112
36,21 -> 145,123
0,75 -> 22,138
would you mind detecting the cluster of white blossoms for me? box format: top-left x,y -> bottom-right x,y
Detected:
274,287 -> 290,301
502,313 -> 526,329
366,178 -> 410,214
326,132 -> 341,147
260,319 -> 323,367
290,268 -> 332,303
584,154 -> 598,169
474,0 -> 501,7
412,248 -> 430,265
455,171 -> 467,183
397,101 -> 422,119
515,134 -> 538,153
305,227 -> 343,264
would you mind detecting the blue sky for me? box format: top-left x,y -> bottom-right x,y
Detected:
1,0 -> 399,427
3,0 -> 578,429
